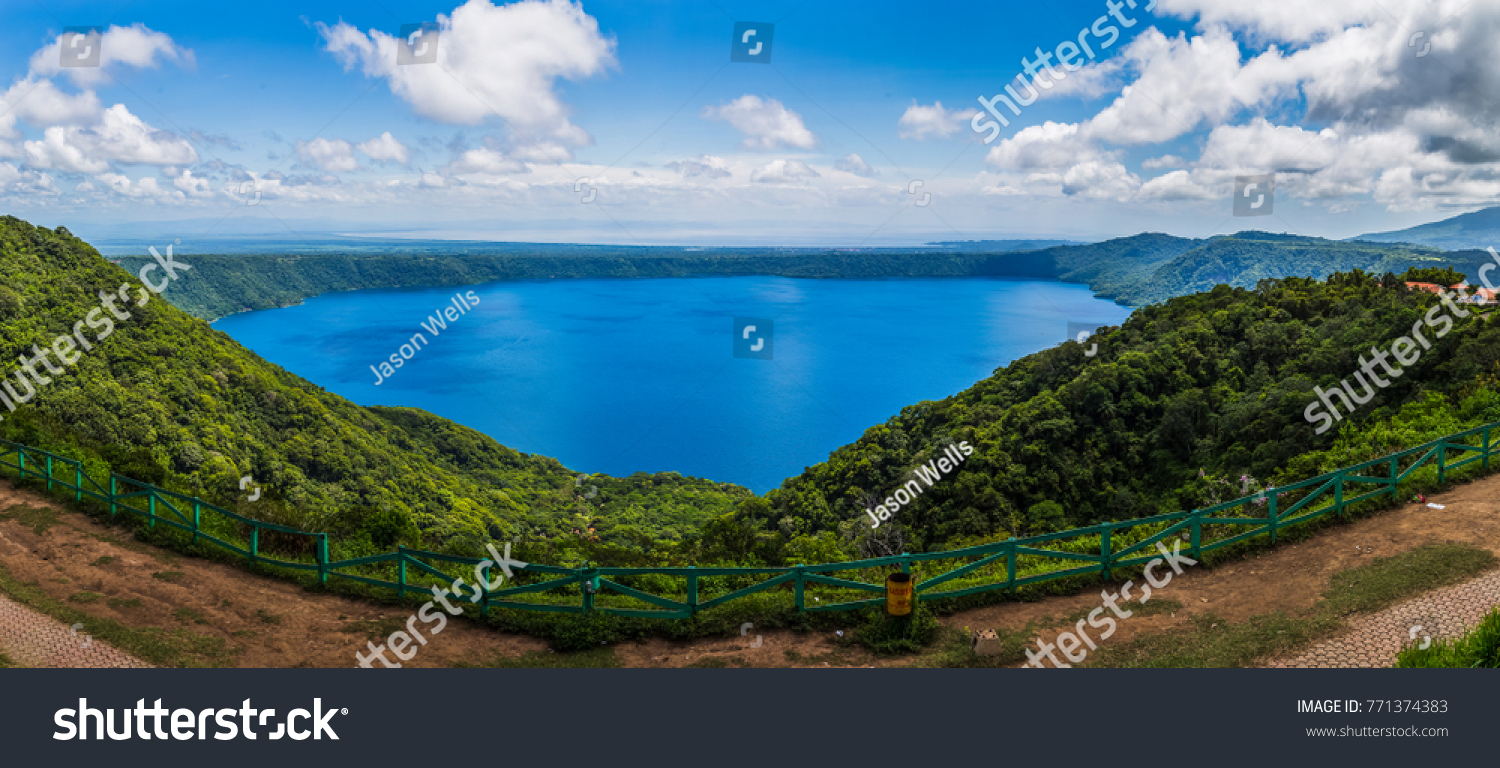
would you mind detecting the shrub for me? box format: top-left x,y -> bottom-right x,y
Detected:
1396,607 -> 1500,668
858,603 -> 940,655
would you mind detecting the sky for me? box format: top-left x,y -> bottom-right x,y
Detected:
1,0 -> 1497,246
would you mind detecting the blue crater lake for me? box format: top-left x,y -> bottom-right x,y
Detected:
213,277 -> 1132,493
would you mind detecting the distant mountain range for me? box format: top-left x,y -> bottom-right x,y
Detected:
113,231 -> 1493,321
1354,206 -> 1500,251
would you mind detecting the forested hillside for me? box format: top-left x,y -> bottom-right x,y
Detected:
0,216 -> 748,557
118,232 -> 1468,322
752,267 -> 1500,556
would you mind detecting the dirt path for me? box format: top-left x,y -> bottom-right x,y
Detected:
2,472 -> 1498,668
942,478 -> 1500,667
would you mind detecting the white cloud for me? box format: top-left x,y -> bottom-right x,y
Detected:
833,153 -> 875,177
21,105 -> 196,172
1141,154 -> 1186,170
984,122 -> 1105,172
665,155 -> 731,179
29,23 -> 193,87
172,169 -> 214,197
1138,169 -> 1219,200
896,101 -> 977,140
0,79 -> 102,139
442,147 -> 528,175
703,95 -> 818,151
356,132 -> 410,164
0,163 -> 56,194
297,138 -> 360,173
94,172 -> 178,199
317,0 -> 615,147
751,159 -> 820,184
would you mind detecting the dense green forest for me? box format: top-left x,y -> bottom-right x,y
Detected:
116,232 -> 1473,322
14,214 -> 1500,574
0,216 -> 748,558
750,265 -> 1500,560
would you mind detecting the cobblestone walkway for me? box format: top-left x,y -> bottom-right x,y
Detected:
1266,570 -> 1500,668
0,593 -> 152,668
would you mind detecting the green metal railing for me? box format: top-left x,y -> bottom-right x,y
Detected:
0,421 -> 1493,620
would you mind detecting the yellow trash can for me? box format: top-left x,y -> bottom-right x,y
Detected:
885,572 -> 914,616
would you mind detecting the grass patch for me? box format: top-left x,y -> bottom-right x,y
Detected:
0,562 -> 237,668
0,504 -> 61,535
1397,606 -> 1500,668
108,597 -> 142,609
90,556 -> 115,567
340,617 -> 405,642
172,608 -> 208,625
685,655 -> 754,668
0,652 -> 16,668
452,647 -> 621,669
151,571 -> 184,583
255,609 -> 282,625
1084,542 -> 1498,668
230,630 -> 258,638
68,591 -> 102,604
49,577 -> 69,584
78,529 -> 176,564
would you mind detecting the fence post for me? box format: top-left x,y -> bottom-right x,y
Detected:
1268,491 -> 1278,545
1006,538 -> 1017,592
109,476 -> 116,521
900,554 -> 911,575
397,546 -> 407,600
18,448 -> 25,480
1190,510 -> 1202,562
148,491 -> 157,530
686,566 -> 698,615
74,463 -> 81,503
794,565 -> 804,612
318,534 -> 329,585
1486,427 -> 1493,472
581,565 -> 596,614
192,499 -> 201,545
249,524 -> 258,566
1437,440 -> 1447,485
45,455 -> 52,492
1390,456 -> 1399,500
1335,473 -> 1344,519
1100,524 -> 1113,580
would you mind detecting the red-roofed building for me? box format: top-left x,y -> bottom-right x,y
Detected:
1405,281 -> 1444,295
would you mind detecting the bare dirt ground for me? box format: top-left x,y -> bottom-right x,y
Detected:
2,473 -> 1498,668
941,479 -> 1500,666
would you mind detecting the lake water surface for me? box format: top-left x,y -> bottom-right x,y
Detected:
213,277 -> 1131,492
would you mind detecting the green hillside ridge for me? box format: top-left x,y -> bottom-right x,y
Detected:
0,215 -> 748,559
753,266 -> 1500,558
113,231 -> 1483,324
13,214 -> 1500,576
1354,205 -> 1500,252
